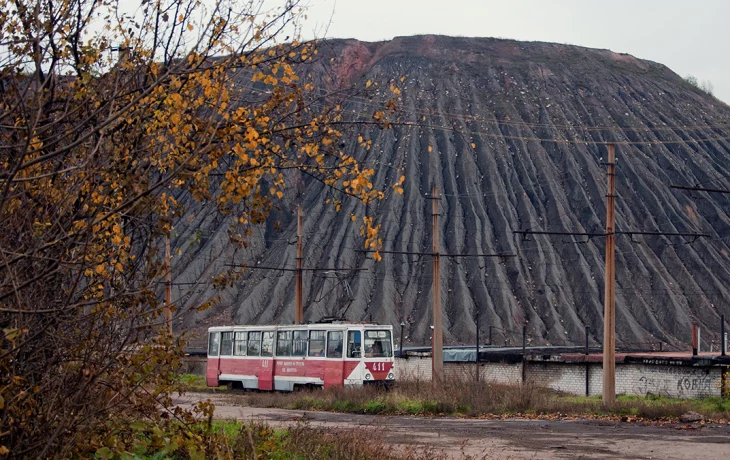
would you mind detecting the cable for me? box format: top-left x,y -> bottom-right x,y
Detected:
230,82 -> 730,134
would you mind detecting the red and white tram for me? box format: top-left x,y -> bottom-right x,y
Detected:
206,322 -> 395,390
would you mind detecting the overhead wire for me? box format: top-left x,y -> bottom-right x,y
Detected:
189,78 -> 730,329
231,81 -> 730,134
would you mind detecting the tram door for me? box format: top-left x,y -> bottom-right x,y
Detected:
206,332 -> 221,386
323,330 -> 345,388
258,331 -> 275,390
343,329 -> 362,384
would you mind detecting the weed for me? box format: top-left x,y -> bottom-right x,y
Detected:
229,375 -> 730,422
364,399 -> 387,413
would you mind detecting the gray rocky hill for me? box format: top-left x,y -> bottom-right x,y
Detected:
171,35 -> 730,351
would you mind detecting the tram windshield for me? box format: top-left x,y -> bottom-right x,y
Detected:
364,330 -> 392,357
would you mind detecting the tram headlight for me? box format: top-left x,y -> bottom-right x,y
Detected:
387,373 -> 394,380
364,373 -> 372,380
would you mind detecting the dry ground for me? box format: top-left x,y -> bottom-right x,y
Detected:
174,392 -> 730,459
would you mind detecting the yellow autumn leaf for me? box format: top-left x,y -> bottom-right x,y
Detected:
276,191 -> 283,199
428,146 -> 433,152
471,143 -> 476,148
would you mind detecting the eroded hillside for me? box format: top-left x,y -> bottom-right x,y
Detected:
171,35 -> 730,350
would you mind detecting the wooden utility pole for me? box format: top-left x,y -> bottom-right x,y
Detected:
295,204 -> 303,324
514,144 -> 708,403
355,188 -> 514,384
475,310 -> 480,382
603,144 -> 616,404
228,203 -> 366,324
431,185 -> 443,382
164,233 -> 173,335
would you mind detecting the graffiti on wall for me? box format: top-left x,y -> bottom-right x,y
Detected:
633,366 -> 717,397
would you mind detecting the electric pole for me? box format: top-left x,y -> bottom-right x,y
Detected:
671,181 -> 730,360
228,204 -> 365,324
475,310 -> 480,382
431,185 -> 444,382
295,204 -> 304,324
513,143 -> 708,405
603,144 -> 616,404
357,185 -> 514,384
164,233 -> 173,336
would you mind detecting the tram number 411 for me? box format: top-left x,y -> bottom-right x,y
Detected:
371,362 -> 387,372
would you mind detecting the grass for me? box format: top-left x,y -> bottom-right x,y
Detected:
175,373 -> 228,392
217,378 -> 730,422
124,420 -> 454,459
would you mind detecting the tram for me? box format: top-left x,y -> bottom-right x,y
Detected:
206,322 -> 395,390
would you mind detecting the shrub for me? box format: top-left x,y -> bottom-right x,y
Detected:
685,74 -> 714,96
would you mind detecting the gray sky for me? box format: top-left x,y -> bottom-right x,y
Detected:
302,0 -> 730,104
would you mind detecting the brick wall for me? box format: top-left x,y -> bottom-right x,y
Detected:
395,356 -> 432,381
395,357 -> 724,399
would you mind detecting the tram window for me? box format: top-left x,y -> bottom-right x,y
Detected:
234,331 -> 247,356
261,331 -> 274,357
208,332 -> 220,356
364,330 -> 393,357
327,331 -> 343,358
347,331 -> 361,358
220,332 -> 234,356
248,331 -> 261,356
277,331 -> 292,357
292,330 -> 307,357
308,330 -> 326,357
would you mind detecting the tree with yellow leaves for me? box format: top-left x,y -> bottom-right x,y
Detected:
0,0 -> 398,456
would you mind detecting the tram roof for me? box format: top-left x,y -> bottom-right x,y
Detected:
208,322 -> 393,332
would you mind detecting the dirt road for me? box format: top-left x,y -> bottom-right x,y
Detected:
175,392 -> 730,459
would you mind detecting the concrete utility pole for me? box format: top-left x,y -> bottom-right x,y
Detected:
164,233 -> 173,335
603,144 -> 616,404
295,204 -> 303,324
431,185 -> 443,382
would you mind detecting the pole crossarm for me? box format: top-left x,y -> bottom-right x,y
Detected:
512,230 -> 708,239
356,249 -> 515,257
512,230 -> 606,238
671,184 -> 730,194
616,231 -> 710,238
224,264 -> 367,272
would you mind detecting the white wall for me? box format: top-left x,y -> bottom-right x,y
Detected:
395,357 -> 724,399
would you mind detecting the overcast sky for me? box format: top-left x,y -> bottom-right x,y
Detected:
301,0 -> 730,103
